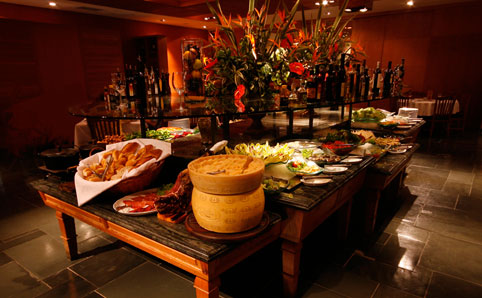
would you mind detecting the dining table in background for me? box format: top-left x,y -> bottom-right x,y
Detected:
74,118 -> 141,147
408,98 -> 460,117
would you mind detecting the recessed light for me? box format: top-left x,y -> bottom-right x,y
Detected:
345,8 -> 351,12
322,0 -> 328,5
407,0 -> 414,6
315,1 -> 320,6
48,2 -> 56,7
329,0 -> 334,3
161,18 -> 166,22
360,7 -> 368,12
203,25 -> 207,29
327,12 -> 331,15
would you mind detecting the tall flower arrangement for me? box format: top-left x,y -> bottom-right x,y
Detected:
204,0 -> 300,112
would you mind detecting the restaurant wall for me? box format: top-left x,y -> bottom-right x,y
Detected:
0,3 -> 208,154
350,1 -> 482,130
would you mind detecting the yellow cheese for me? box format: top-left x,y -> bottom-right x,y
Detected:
188,154 -> 264,195
192,186 -> 265,233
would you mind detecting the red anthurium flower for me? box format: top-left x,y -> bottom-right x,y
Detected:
289,62 -> 304,75
234,84 -> 246,100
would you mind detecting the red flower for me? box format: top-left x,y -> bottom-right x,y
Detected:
204,58 -> 218,69
289,62 -> 304,75
234,84 -> 246,112
234,84 -> 245,100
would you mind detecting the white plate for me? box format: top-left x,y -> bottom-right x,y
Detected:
323,166 -> 348,174
388,149 -> 407,154
113,188 -> 159,216
341,157 -> 363,164
301,178 -> 333,186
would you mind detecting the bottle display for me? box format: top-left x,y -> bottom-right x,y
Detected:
372,61 -> 381,99
382,61 -> 393,99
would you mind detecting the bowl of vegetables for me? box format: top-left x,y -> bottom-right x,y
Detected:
262,177 -> 289,195
286,159 -> 323,175
322,141 -> 357,156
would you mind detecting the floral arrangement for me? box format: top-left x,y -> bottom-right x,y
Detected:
203,0 -> 360,113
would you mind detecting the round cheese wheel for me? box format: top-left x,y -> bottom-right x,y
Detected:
191,186 -> 265,233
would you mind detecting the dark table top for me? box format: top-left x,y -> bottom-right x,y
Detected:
31,179 -> 281,263
268,156 -> 375,211
369,143 -> 420,175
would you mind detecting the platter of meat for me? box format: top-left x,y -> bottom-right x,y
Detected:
113,188 -> 161,216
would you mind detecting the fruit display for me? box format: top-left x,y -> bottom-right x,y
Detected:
181,39 -> 204,96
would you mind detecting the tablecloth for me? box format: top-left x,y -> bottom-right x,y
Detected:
74,119 -> 141,147
408,98 -> 460,117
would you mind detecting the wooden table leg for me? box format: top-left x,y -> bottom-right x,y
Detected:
194,276 -> 220,298
363,189 -> 381,236
55,211 -> 78,260
337,199 -> 353,242
282,240 -> 303,297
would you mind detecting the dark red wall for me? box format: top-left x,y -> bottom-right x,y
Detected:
0,2 -> 208,154
350,1 -> 482,129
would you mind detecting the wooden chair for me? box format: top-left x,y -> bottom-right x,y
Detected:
449,94 -> 470,135
396,96 -> 412,110
429,96 -> 456,138
86,118 -> 121,142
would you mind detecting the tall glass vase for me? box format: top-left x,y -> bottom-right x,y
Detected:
181,38 -> 204,98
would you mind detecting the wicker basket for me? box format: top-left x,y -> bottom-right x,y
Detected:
107,159 -> 166,195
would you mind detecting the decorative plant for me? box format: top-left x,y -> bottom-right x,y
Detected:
204,0 -> 300,112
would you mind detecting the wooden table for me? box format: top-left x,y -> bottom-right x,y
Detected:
268,157 -> 375,297
362,144 -> 420,235
31,180 -> 282,298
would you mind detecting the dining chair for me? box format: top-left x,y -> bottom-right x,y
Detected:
429,96 -> 456,138
449,94 -> 470,135
396,96 -> 412,110
86,118 -> 121,142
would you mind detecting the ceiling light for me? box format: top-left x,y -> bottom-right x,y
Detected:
322,0 -> 328,5
161,18 -> 166,22
329,0 -> 334,3
345,8 -> 351,12
48,2 -> 56,6
203,25 -> 207,29
315,1 -> 320,6
327,12 -> 331,15
360,7 -> 368,12
407,0 -> 414,6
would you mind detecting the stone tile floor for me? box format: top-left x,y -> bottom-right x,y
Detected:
0,132 -> 481,298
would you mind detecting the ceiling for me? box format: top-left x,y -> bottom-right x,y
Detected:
0,0 -> 475,30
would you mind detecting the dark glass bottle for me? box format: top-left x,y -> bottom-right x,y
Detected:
306,71 -> 317,104
372,61 -> 381,99
335,54 -> 346,102
354,64 -> 361,101
316,65 -> 325,102
362,69 -> 370,100
382,61 -> 393,98
325,64 -> 335,103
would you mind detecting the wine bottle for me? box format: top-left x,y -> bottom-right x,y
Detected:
382,61 -> 393,98
399,58 -> 405,80
347,64 -> 355,102
306,71 -> 317,104
325,64 -> 335,102
354,64 -> 361,101
372,61 -> 381,99
362,69 -> 370,100
316,65 -> 325,102
336,54 -> 346,102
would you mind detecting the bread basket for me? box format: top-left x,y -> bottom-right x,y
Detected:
107,159 -> 165,195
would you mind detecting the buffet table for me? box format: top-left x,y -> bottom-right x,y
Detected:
362,144 -> 420,235
74,118 -> 141,146
31,179 -> 282,298
268,156 -> 375,297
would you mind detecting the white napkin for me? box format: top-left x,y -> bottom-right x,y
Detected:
74,139 -> 171,206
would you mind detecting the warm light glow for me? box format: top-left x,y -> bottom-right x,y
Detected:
203,25 -> 207,29
360,7 -> 368,12
329,0 -> 334,3
345,8 -> 351,12
161,18 -> 166,22
48,2 -> 56,6
407,0 -> 414,6
322,0 -> 328,5
327,12 -> 331,15
315,1 -> 320,6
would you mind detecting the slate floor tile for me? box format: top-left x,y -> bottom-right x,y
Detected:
447,170 -> 475,185
345,255 -> 431,297
415,205 -> 482,245
419,233 -> 482,285
456,196 -> 482,215
404,167 -> 449,190
384,221 -> 430,243
0,251 -> 12,266
394,202 -> 423,224
0,229 -> 46,251
0,261 -> 49,298
424,190 -> 457,209
314,262 -> 379,298
70,245 -> 145,287
38,218 -> 104,244
441,180 -> 471,197
4,234 -> 76,279
0,206 -> 56,241
372,284 -> 421,298
376,234 -> 425,271
301,284 -> 349,298
426,272 -> 482,298
98,262 -> 195,298
39,269 -> 95,298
